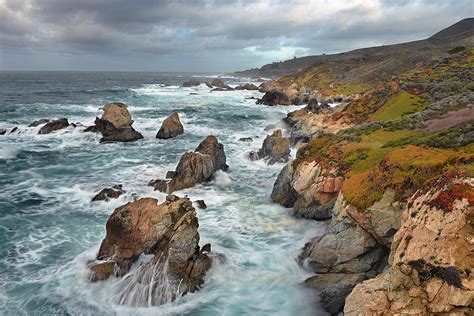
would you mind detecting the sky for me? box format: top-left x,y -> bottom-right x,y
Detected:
0,0 -> 472,72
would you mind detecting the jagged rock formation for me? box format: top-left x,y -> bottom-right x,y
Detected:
85,102 -> 143,143
149,136 -> 228,193
345,175 -> 473,315
88,196 -> 213,305
156,112 -> 184,139
91,185 -> 125,202
38,118 -> 70,134
29,119 -> 50,127
249,130 -> 290,164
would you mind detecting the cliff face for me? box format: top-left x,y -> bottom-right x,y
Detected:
270,48 -> 474,314
345,176 -> 474,315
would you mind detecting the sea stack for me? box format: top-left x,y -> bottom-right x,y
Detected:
156,112 -> 184,139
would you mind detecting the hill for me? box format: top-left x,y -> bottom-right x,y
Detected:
233,18 -> 474,79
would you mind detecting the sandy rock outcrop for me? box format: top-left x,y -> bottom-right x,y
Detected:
88,196 -> 213,305
156,112 -> 184,139
85,103 -> 143,143
149,136 -> 228,193
249,130 -> 290,164
344,175 -> 474,315
38,118 -> 70,134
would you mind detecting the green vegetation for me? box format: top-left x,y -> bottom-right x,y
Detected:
448,46 -> 466,54
332,84 -> 371,95
370,92 -> 428,121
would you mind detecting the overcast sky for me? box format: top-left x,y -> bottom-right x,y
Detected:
0,0 -> 472,72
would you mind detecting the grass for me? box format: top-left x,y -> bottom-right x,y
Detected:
333,84 -> 371,95
370,92 -> 428,121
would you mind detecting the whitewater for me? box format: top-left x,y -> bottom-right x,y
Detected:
0,72 -> 326,315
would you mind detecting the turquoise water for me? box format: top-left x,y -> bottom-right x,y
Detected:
0,72 -> 326,315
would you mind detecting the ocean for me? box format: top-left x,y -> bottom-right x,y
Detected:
0,71 -> 326,315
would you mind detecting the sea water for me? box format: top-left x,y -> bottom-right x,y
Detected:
0,71 -> 327,315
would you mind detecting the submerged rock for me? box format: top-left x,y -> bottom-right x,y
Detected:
38,118 -> 70,134
149,135 -> 228,193
0,129 -> 6,135
156,112 -> 184,139
238,137 -> 253,142
85,103 -> 143,143
89,196 -> 213,305
195,200 -> 207,209
91,185 -> 125,202
250,130 -> 290,164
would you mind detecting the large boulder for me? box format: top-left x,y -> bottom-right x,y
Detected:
270,163 -> 298,207
85,103 -> 143,143
101,103 -> 133,129
29,119 -> 50,127
156,112 -> 184,139
258,81 -> 280,92
38,118 -> 70,134
149,136 -> 228,193
249,130 -> 290,164
88,196 -> 213,305
344,175 -> 474,315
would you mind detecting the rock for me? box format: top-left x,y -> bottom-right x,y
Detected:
304,99 -> 329,114
211,88 -> 229,92
29,119 -> 50,127
271,163 -> 298,207
238,137 -> 253,142
254,130 -> 290,164
305,273 -> 367,314
257,91 -> 292,106
344,175 -> 474,315
101,102 -> 133,129
90,196 -> 213,305
10,127 -> 18,134
234,83 -> 259,90
182,80 -> 201,87
156,112 -> 184,139
91,185 -> 125,202
211,79 -> 229,89
85,103 -> 143,143
0,129 -> 6,135
195,200 -> 207,209
258,81 -> 280,93
89,261 -> 116,282
149,136 -> 228,193
38,118 -> 70,134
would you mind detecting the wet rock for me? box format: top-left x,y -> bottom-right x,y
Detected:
211,87 -> 229,92
252,130 -> 290,164
234,83 -> 259,90
10,127 -> 18,134
182,80 -> 201,87
0,129 -> 6,135
28,119 -> 50,127
257,91 -> 291,106
238,137 -> 253,142
305,273 -> 367,314
149,136 -> 228,193
270,163 -> 298,207
85,103 -> 143,143
156,112 -> 184,139
38,118 -> 70,134
91,185 -> 125,202
195,200 -> 207,209
89,261 -> 116,282
89,196 -> 213,304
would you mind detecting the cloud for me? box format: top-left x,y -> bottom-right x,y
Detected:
0,0 -> 471,71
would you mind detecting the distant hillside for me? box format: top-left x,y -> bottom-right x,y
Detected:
233,18 -> 474,79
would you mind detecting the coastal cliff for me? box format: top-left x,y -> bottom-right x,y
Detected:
269,46 -> 474,313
